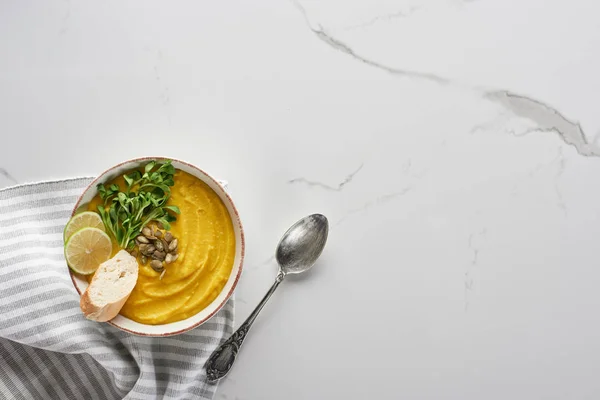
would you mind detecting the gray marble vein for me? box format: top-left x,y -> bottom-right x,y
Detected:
291,0 -> 451,85
59,0 -> 71,34
554,149 -> 567,214
465,228 -> 486,311
314,29 -> 451,85
0,168 -> 17,184
154,50 -> 172,126
291,0 -> 597,158
334,186 -> 412,227
468,229 -> 486,267
344,7 -> 421,31
485,91 -> 600,157
288,164 -> 363,191
344,0 -> 479,31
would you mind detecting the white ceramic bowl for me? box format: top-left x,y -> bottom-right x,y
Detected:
68,157 -> 245,336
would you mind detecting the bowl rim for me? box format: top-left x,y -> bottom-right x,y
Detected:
68,156 -> 245,336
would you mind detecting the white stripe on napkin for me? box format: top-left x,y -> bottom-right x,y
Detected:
0,178 -> 234,400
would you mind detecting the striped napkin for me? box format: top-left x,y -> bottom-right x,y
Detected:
0,178 -> 234,400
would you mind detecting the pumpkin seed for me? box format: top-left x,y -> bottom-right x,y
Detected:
164,232 -> 173,242
141,255 -> 147,265
145,244 -> 156,254
150,260 -> 164,272
159,269 -> 166,280
153,250 -> 166,261
167,253 -> 178,263
155,230 -> 163,238
142,227 -> 152,237
157,222 -> 164,230
130,249 -> 138,258
136,235 -> 150,244
168,239 -> 178,252
154,240 -> 164,252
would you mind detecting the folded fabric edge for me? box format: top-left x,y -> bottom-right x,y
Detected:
0,177 -> 229,197
1,178 -> 229,191
0,176 -> 96,193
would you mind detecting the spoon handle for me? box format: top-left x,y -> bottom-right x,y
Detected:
205,271 -> 285,382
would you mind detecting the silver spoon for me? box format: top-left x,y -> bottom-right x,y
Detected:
205,213 -> 329,382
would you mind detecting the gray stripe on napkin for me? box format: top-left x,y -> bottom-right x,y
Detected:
0,178 -> 234,400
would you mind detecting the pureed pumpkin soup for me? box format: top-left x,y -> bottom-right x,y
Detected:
87,164 -> 236,325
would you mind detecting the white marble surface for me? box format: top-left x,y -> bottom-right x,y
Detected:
2,0 -> 600,399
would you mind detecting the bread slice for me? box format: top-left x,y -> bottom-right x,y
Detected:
80,249 -> 139,322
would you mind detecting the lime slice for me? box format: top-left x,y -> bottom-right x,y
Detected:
64,227 -> 112,275
64,211 -> 104,242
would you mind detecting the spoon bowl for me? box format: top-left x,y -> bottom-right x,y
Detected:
276,214 -> 329,275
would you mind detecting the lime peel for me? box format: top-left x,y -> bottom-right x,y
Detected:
65,227 -> 112,275
63,211 -> 105,242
